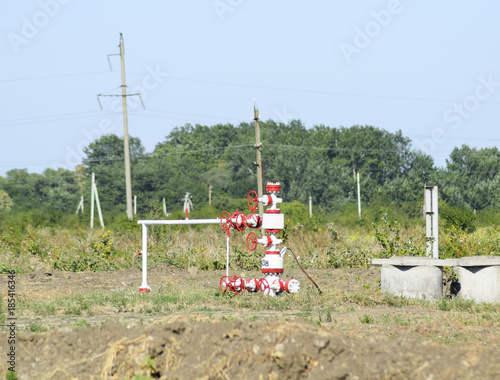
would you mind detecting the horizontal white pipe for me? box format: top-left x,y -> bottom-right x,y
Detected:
138,218 -> 221,226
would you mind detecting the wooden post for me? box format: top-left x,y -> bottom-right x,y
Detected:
91,173 -> 104,228
357,172 -> 361,220
90,173 -> 95,228
94,182 -> 105,228
76,195 -> 84,214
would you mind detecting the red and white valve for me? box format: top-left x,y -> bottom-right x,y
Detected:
219,275 -> 300,296
219,182 -> 300,296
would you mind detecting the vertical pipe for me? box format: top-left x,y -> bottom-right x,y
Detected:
163,198 -> 167,216
309,196 -> 312,218
140,224 -> 150,292
357,172 -> 361,220
134,195 -> 137,215
90,173 -> 95,229
226,234 -> 230,278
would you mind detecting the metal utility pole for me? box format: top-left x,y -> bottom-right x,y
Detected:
120,34 -> 134,221
254,101 -> 264,220
97,34 -> 145,221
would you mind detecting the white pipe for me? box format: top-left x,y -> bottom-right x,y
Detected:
138,219 -> 220,226
140,223 -> 150,292
137,218 -> 222,292
226,234 -> 230,278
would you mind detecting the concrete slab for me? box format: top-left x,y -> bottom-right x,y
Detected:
455,256 -> 500,267
372,257 -> 457,267
372,256 -> 500,267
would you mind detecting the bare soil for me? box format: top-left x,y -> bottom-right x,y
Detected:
1,264 -> 499,379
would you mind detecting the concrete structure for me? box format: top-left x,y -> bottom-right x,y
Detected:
453,256 -> 500,303
424,186 -> 439,258
372,256 -> 500,303
380,264 -> 443,300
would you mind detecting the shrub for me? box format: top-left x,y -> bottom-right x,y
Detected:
440,205 -> 476,233
373,212 -> 426,258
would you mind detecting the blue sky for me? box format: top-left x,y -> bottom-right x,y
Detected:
2,0 -> 500,177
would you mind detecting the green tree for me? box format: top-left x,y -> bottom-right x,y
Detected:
0,190 -> 13,211
440,145 -> 500,210
82,134 -> 145,212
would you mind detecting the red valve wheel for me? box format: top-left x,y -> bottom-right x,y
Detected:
247,191 -> 258,212
219,276 -> 231,293
259,278 -> 270,295
233,210 -> 247,231
220,211 -> 231,231
246,232 -> 258,251
234,276 -> 245,294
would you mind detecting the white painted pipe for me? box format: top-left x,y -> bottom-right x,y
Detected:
140,223 -> 150,292
138,219 -> 221,226
137,218 -> 222,292
226,234 -> 230,278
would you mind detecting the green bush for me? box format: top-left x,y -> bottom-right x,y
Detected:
325,246 -> 371,268
475,207 -> 500,227
373,212 -> 426,258
440,204 -> 476,233
232,247 -> 260,270
52,231 -> 127,272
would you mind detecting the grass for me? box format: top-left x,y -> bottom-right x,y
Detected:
2,219 -> 500,275
2,220 -> 500,350
29,321 -> 48,333
359,314 -> 375,324
14,269 -> 500,349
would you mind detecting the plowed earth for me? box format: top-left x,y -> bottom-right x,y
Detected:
1,264 -> 499,379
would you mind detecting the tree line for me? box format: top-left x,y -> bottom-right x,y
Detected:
1,120 -> 499,221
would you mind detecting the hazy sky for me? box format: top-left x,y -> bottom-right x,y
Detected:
2,1 -> 499,176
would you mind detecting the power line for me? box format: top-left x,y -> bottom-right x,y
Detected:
0,71 -> 109,83
5,70 -> 500,105
266,143 -> 404,154
165,75 -> 500,105
0,111 -> 114,127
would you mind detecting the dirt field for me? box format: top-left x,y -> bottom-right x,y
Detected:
1,264 -> 499,379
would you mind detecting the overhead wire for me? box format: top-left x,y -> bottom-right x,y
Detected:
4,69 -> 500,105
